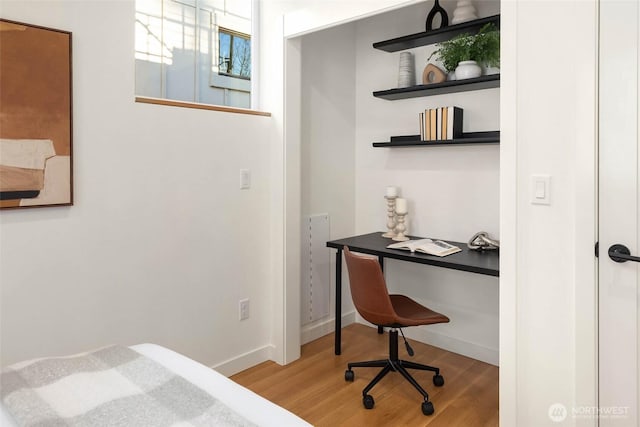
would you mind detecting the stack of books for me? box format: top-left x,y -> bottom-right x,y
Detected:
419,106 -> 463,141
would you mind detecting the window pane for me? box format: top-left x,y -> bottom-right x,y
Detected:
135,0 -> 253,109
231,35 -> 251,78
219,32 -> 231,73
164,1 -> 196,102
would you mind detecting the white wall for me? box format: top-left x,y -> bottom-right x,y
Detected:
0,0 -> 274,375
283,0 -> 423,38
500,1 -> 598,426
299,24 -> 357,342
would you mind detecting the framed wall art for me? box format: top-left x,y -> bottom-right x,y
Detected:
0,19 -> 73,209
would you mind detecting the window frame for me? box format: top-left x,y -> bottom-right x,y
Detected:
218,27 -> 251,81
135,0 -> 265,114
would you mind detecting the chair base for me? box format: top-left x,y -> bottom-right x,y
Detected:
345,329 -> 443,415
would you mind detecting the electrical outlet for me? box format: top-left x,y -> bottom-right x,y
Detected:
239,299 -> 250,321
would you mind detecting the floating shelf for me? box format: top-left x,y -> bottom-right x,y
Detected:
373,15 -> 501,52
373,74 -> 500,100
373,131 -> 500,147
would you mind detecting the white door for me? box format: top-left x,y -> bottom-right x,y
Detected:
599,0 -> 640,425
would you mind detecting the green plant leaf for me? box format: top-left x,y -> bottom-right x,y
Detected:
428,23 -> 500,72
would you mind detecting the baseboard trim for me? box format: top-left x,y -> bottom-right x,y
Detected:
403,327 -> 498,366
301,311 -> 357,345
211,345 -> 275,377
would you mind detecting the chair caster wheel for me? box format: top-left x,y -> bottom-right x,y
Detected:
433,374 -> 444,387
422,400 -> 434,415
363,394 -> 375,409
345,369 -> 354,382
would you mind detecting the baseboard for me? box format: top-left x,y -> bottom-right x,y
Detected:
403,327 -> 498,366
301,311 -> 357,345
211,344 -> 275,377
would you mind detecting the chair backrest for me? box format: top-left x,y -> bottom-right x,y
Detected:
343,246 -> 397,326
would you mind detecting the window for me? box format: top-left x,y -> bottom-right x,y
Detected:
218,29 -> 250,79
135,0 -> 254,110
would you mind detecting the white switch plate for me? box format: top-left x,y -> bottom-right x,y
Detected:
239,299 -> 249,320
531,174 -> 551,205
240,169 -> 251,189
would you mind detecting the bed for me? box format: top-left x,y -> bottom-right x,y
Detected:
0,344 -> 311,427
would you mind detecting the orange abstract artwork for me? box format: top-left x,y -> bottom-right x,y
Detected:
0,19 -> 73,209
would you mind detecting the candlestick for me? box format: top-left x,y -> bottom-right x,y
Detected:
386,186 -> 398,198
392,211 -> 410,241
382,195 -> 397,238
395,198 -> 408,214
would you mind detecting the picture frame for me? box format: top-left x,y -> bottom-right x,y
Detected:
0,19 -> 73,209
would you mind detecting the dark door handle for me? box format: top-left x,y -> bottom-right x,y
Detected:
608,244 -> 640,263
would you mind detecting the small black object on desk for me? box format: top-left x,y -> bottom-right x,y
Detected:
326,232 -> 499,355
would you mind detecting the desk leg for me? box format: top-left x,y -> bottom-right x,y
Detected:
377,256 -> 385,335
335,248 -> 342,355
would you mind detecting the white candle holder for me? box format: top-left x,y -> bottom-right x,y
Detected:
382,196 -> 397,238
392,212 -> 410,241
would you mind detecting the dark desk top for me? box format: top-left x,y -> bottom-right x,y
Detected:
326,232 -> 499,277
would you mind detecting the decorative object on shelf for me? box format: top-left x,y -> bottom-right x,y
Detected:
482,65 -> 500,75
382,186 -> 398,238
397,52 -> 415,88
425,0 -> 449,31
422,63 -> 447,85
429,23 -> 500,80
451,0 -> 478,25
455,60 -> 482,79
421,106 -> 464,141
467,231 -> 500,251
392,198 -> 410,242
428,22 -> 500,79
472,23 -> 500,72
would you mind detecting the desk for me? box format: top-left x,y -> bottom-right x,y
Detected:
326,232 -> 499,355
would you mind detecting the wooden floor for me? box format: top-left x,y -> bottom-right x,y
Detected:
231,324 -> 498,426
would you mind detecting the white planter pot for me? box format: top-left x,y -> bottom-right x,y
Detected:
455,60 -> 482,80
483,65 -> 500,75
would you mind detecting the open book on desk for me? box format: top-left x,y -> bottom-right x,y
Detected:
387,238 -> 462,257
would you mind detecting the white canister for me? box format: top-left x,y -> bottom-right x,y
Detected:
455,60 -> 482,79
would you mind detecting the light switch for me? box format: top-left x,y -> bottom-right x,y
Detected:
535,181 -> 545,199
531,175 -> 551,205
240,169 -> 251,189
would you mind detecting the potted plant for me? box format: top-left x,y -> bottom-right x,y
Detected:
428,23 -> 500,80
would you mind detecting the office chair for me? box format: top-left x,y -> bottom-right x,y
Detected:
342,246 -> 450,415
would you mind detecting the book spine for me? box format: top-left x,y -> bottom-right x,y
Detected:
429,109 -> 437,141
442,107 -> 448,140
452,106 -> 463,139
425,109 -> 431,141
419,112 -> 424,141
446,106 -> 464,139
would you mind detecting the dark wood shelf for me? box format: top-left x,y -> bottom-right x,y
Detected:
373,131 -> 500,147
373,74 -> 500,100
373,15 -> 500,52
